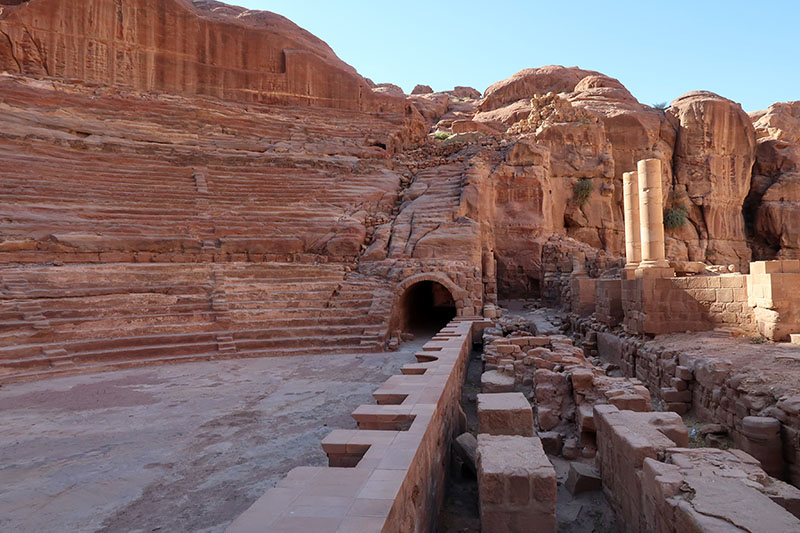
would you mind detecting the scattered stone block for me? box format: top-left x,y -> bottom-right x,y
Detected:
570,368 -> 594,393
577,404 -> 595,432
608,393 -> 650,411
740,416 -> 784,478
478,393 -> 534,437
675,365 -> 694,380
698,423 -> 726,435
565,462 -> 602,495
562,437 -> 579,460
481,370 -> 515,393
454,432 -> 478,475
538,431 -> 563,455
477,435 -> 557,533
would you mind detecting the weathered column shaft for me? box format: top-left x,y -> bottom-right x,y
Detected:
622,171 -> 641,267
637,159 -> 667,265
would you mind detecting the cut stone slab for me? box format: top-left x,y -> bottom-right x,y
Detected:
481,370 -> 515,393
477,434 -> 557,533
477,392 -> 534,437
565,462 -> 602,495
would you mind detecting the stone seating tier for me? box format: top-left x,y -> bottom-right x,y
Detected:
0,263 -> 393,382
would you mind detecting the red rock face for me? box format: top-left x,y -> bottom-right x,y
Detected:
748,101 -> 800,259
669,91 -> 756,268
468,69 -> 770,270
0,0 -> 403,112
479,65 -> 602,113
2,0 -> 799,381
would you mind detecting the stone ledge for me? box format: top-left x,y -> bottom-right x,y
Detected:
227,319 -> 491,532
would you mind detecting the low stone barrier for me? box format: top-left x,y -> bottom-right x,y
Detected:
227,318 -> 488,532
595,404 -> 800,532
577,319 -> 800,487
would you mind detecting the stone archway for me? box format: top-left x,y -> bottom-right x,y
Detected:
392,273 -> 466,334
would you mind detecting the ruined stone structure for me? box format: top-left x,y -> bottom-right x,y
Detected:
2,0 -> 800,532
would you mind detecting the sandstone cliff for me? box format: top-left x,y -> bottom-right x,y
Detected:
0,0 -> 407,113
447,66 -> 786,271
748,101 -> 800,259
1,0 -> 799,366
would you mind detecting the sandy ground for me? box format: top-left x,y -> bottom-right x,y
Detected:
0,345 -> 418,533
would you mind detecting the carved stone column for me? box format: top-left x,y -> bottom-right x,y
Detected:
622,170 -> 641,270
637,159 -> 669,268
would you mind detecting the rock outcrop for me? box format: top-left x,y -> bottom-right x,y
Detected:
0,0 -> 407,112
1,0 -> 799,381
668,91 -> 756,268
747,101 -> 800,259
467,68 -> 764,270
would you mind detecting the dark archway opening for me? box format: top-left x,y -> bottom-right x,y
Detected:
399,281 -> 457,335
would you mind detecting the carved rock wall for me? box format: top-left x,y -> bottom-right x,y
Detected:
669,91 -> 756,269
0,0 -> 405,112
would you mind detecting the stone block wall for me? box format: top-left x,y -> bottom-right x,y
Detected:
365,259 -> 484,321
594,404 -> 800,532
595,279 -> 623,326
594,405 -> 688,532
577,319 -> 800,487
748,260 -> 800,341
570,277 -> 596,317
540,234 -> 623,308
619,261 -> 797,339
622,276 -> 712,335
670,273 -> 755,330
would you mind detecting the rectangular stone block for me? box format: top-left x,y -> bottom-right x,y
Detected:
478,393 -> 534,437
594,405 -> 688,531
782,259 -> 800,273
481,370 -> 515,393
751,260 -> 783,274
477,435 -> 557,533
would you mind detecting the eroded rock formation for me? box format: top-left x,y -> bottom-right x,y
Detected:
0,0 -> 408,112
748,101 -> 800,259
668,91 -> 756,267
1,0 -> 799,381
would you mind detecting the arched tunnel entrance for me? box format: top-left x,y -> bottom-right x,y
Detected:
398,280 -> 457,335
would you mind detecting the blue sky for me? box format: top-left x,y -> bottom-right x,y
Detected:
235,1 -> 798,111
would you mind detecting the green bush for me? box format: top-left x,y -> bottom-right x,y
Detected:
433,131 -> 451,141
573,178 -> 593,206
664,205 -> 689,230
653,102 -> 669,110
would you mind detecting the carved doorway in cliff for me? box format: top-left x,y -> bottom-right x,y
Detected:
398,281 -> 457,334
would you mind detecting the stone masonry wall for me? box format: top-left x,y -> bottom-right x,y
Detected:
748,260 -> 800,341
595,404 -> 800,532
575,318 -> 800,487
